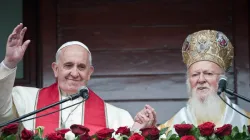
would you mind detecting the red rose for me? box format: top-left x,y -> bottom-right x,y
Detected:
109,138 -> 116,140
79,134 -> 91,140
215,124 -> 232,136
21,128 -> 34,140
198,122 -> 215,136
180,135 -> 196,140
96,128 -> 115,140
70,124 -> 90,136
140,127 -> 160,140
56,129 -> 70,138
46,132 -> 64,140
1,123 -> 19,135
174,124 -> 193,136
128,133 -> 145,140
248,125 -> 250,133
115,126 -> 131,136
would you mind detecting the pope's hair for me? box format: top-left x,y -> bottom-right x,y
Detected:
55,45 -> 93,66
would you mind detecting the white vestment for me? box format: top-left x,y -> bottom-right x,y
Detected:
159,96 -> 250,132
0,62 -> 134,131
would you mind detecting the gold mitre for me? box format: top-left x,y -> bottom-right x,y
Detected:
182,30 -> 234,71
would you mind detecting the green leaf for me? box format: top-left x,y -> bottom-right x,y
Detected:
198,136 -> 207,140
74,136 -> 80,140
209,134 -> 219,140
233,133 -> 241,140
242,132 -> 248,138
166,130 -> 173,140
222,136 -> 232,140
35,126 -> 44,138
120,135 -> 129,140
231,126 -> 240,138
145,136 -> 151,140
181,121 -> 186,124
243,125 -> 249,136
33,134 -> 44,140
243,126 -> 247,133
0,133 -> 8,140
243,137 -> 250,140
3,135 -> 16,140
189,126 -> 201,139
169,134 -> 178,140
160,127 -> 169,135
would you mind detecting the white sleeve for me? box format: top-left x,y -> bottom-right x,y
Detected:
116,108 -> 134,128
0,61 -> 17,123
106,103 -> 134,130
1,61 -> 14,70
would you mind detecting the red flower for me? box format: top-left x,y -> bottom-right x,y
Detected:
248,125 -> 250,133
174,124 -> 193,136
56,129 -> 70,138
128,133 -> 145,140
115,126 -> 130,136
21,128 -> 34,140
140,126 -> 160,140
109,138 -> 116,140
180,135 -> 196,140
1,123 -> 19,135
46,132 -> 64,140
79,134 -> 91,140
198,122 -> 215,136
96,128 -> 114,140
70,124 -> 90,136
215,124 -> 232,136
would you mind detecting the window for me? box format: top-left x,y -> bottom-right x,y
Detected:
0,0 -> 23,78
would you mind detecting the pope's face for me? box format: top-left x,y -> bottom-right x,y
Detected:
52,45 -> 94,94
187,61 -> 223,100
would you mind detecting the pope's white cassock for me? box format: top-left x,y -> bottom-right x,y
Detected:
0,62 -> 134,135
159,96 -> 250,132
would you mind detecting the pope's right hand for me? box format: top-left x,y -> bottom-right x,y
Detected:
3,23 -> 30,69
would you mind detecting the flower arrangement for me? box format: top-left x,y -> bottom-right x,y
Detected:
0,122 -> 249,140
169,122 -> 250,140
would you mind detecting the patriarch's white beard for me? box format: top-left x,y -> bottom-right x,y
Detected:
186,79 -> 224,124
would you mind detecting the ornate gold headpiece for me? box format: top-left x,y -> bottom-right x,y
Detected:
182,30 -> 234,71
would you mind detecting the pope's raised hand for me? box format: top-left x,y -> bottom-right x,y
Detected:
3,23 -> 30,69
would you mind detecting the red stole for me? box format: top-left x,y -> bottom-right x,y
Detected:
35,83 -> 107,135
